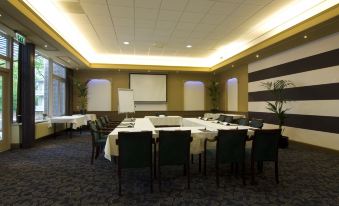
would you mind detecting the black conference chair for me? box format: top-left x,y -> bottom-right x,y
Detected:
104,115 -> 121,126
251,129 -> 281,184
96,119 -> 113,134
238,118 -> 249,126
99,116 -> 116,130
204,130 -> 248,186
223,116 -> 233,123
89,121 -> 107,164
249,118 -> 264,129
116,131 -> 154,195
158,130 -> 192,190
217,115 -> 225,122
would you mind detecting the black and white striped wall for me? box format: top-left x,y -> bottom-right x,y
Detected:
248,32 -> 339,150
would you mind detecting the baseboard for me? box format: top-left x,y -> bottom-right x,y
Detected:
290,140 -> 339,154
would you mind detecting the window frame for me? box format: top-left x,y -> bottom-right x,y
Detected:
51,62 -> 66,116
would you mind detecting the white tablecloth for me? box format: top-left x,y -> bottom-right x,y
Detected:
48,116 -> 87,129
72,114 -> 97,123
104,117 -> 255,161
145,116 -> 183,126
203,113 -> 245,120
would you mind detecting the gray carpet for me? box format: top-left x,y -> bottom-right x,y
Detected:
0,131 -> 338,205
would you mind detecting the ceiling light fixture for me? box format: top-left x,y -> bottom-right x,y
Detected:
231,65 -> 234,68
123,41 -> 130,45
44,44 -> 48,48
256,54 -> 260,58
304,35 -> 308,39
186,45 -> 192,48
0,14 -> 2,17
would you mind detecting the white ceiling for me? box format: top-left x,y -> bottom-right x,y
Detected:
23,0 -> 338,67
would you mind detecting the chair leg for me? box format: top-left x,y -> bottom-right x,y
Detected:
257,161 -> 263,173
198,154 -> 201,173
118,166 -> 122,196
242,161 -> 246,185
91,145 -> 95,164
183,164 -> 187,176
204,148 -> 207,176
216,161 -> 219,187
150,165 -> 153,193
191,154 -> 194,164
95,146 -> 100,159
158,165 -> 161,192
275,161 -> 279,184
251,159 -> 255,185
187,163 -> 190,189
154,145 -> 157,179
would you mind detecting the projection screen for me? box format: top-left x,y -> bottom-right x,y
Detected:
129,74 -> 167,102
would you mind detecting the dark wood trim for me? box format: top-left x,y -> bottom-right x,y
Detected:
249,48 -> 339,82
249,83 -> 339,102
248,111 -> 339,134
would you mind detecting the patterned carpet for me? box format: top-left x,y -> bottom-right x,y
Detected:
0,131 -> 338,206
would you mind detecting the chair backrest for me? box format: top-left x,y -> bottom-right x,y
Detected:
104,115 -> 110,123
100,116 -> 107,125
89,121 -> 102,142
217,115 -> 225,122
250,118 -> 264,129
117,131 -> 153,168
158,130 -> 191,166
216,129 -> 248,163
223,115 -> 233,123
238,118 -> 249,126
252,129 -> 281,161
96,119 -> 104,129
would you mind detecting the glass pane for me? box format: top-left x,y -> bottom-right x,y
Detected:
0,34 -> 8,57
35,53 -> 49,120
0,76 -> 2,140
53,79 -> 59,116
12,42 -> 19,122
53,63 -> 66,78
60,81 -> 65,115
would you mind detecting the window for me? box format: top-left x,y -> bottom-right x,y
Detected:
0,33 -> 10,69
184,81 -> 205,111
12,42 -> 19,121
34,53 -> 49,120
52,63 -> 66,116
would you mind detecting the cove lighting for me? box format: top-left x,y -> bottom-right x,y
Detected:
22,0 -> 339,68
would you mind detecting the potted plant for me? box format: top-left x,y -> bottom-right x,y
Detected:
74,80 -> 88,114
207,80 -> 220,113
261,80 -> 294,148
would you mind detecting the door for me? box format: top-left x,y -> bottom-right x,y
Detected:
0,70 -> 10,152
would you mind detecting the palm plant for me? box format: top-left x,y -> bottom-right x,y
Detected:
261,80 -> 294,130
208,80 -> 220,112
74,80 -> 88,113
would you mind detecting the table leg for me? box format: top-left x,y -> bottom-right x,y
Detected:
70,123 -> 73,138
54,123 -> 56,138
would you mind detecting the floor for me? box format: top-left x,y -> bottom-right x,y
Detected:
0,131 -> 338,205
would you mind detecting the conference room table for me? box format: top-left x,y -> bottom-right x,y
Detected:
104,117 -> 255,161
49,115 -> 87,138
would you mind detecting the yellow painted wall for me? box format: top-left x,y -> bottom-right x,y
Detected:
217,65 -> 248,112
73,70 -> 214,111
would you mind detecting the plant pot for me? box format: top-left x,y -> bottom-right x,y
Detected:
210,109 -> 219,113
80,109 -> 86,115
279,135 -> 289,149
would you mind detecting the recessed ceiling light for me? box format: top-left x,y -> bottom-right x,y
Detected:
186,45 -> 192,48
44,44 -> 48,48
231,65 -> 234,68
304,35 -> 308,39
0,14 -> 2,17
123,41 -> 130,45
256,54 -> 260,58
